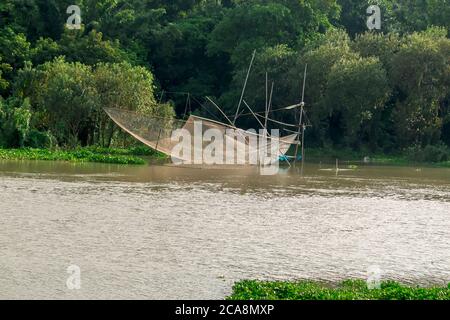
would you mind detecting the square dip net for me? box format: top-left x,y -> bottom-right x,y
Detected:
104,107 -> 297,165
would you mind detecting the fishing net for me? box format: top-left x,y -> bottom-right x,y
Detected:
104,107 -> 298,165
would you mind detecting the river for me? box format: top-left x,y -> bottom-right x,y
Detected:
0,160 -> 449,299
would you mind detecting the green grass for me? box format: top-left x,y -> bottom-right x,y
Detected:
0,147 -> 166,165
227,280 -> 450,300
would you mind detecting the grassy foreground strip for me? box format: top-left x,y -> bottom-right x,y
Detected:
0,147 -> 165,165
227,280 -> 450,300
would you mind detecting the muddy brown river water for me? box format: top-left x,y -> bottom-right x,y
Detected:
0,160 -> 449,299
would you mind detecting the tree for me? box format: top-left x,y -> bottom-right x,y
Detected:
325,55 -> 390,149
391,0 -> 450,34
390,28 -> 450,147
0,27 -> 31,81
0,0 -> 69,41
293,29 -> 355,146
0,57 -> 12,93
93,62 -> 174,146
0,96 -> 32,148
26,58 -> 97,146
13,58 -> 174,147
352,32 -> 402,67
208,0 -> 340,68
336,0 -> 399,35
217,44 -> 297,128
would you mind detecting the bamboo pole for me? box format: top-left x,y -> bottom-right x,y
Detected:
264,81 -> 274,134
206,96 -> 234,126
295,64 -> 308,167
301,124 -> 305,175
233,50 -> 256,125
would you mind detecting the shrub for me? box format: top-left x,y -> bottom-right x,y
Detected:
406,143 -> 450,163
24,130 -> 56,148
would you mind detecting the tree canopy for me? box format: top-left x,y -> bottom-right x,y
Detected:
0,0 -> 449,157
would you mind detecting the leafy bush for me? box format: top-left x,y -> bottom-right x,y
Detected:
24,130 -> 56,148
0,97 -> 31,148
14,58 -> 175,148
406,144 -> 450,163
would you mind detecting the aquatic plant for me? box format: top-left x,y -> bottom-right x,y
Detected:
0,148 -> 150,165
228,280 -> 450,300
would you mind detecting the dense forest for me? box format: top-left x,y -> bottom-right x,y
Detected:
0,0 -> 449,161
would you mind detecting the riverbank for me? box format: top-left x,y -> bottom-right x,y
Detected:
227,280 -> 450,300
307,148 -> 450,168
1,147 -> 449,168
0,147 -> 166,165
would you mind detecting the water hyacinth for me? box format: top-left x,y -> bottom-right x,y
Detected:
228,280 -> 450,300
0,147 -> 165,165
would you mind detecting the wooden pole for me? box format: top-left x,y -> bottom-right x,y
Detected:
265,72 -> 268,117
243,100 -> 267,130
183,93 -> 190,118
206,96 -> 234,126
294,65 -> 307,165
234,50 -> 256,125
294,105 -> 304,162
264,81 -> 274,134
158,90 -> 165,104
301,123 -> 305,175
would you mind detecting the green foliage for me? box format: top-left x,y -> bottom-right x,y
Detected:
390,28 -> 450,148
0,56 -> 12,92
219,44 -> 297,124
406,143 -> 450,163
338,0 -> 450,35
13,58 -> 174,148
326,55 -> 390,148
27,57 -> 97,146
208,0 -> 340,67
93,61 -> 174,147
0,0 -> 449,159
352,32 -> 402,66
30,29 -> 136,66
84,146 -> 165,157
0,27 -> 31,69
0,147 -> 148,165
228,279 -> 450,300
150,14 -> 223,101
24,129 -> 56,149
391,0 -> 450,34
0,97 -> 32,148
0,27 -> 31,88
